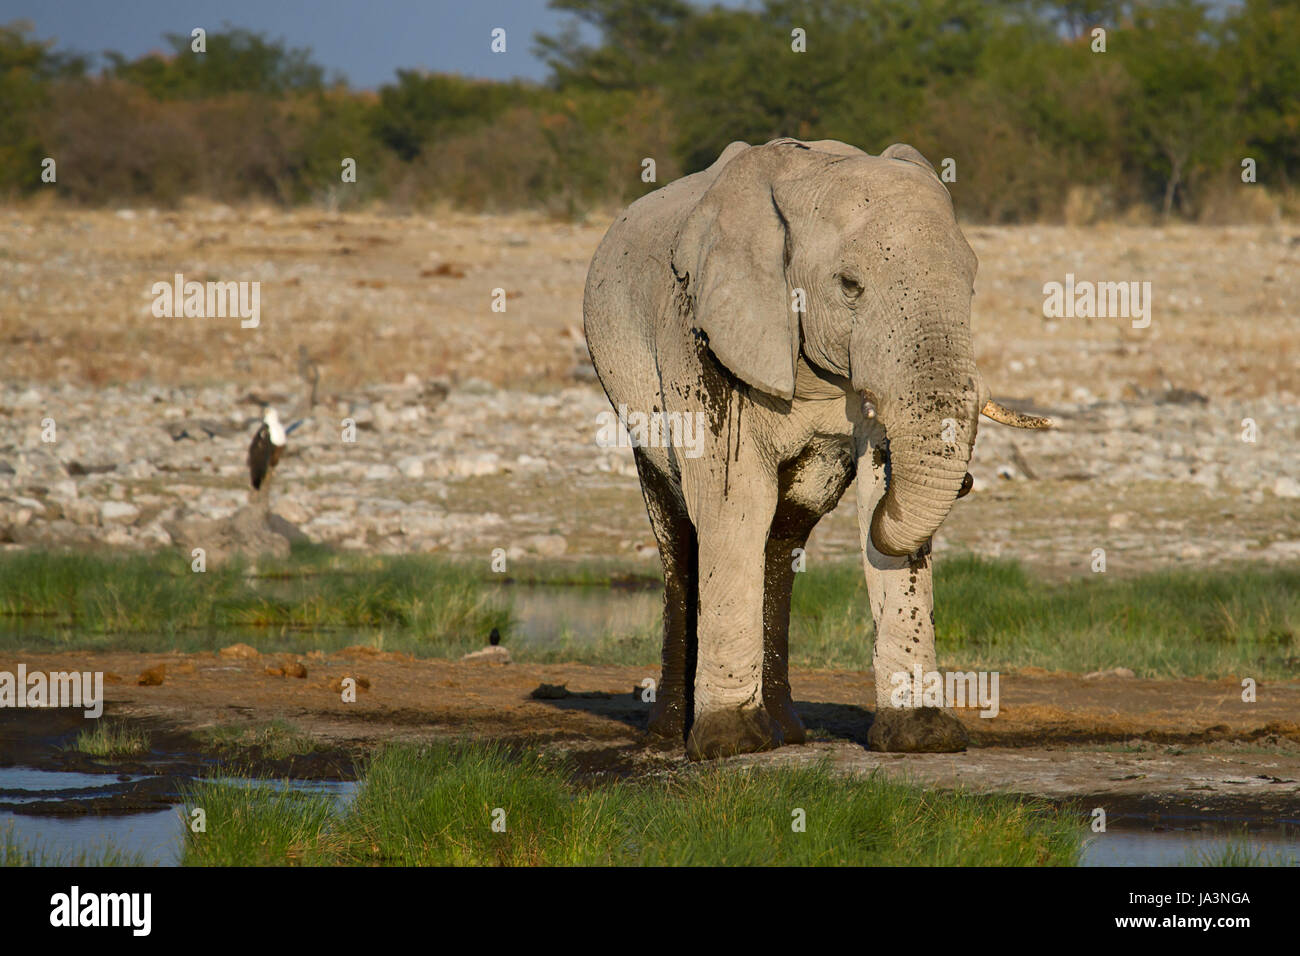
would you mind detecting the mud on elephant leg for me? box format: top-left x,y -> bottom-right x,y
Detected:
687,706 -> 783,760
633,451 -> 699,742
867,705 -> 968,752
761,529 -> 813,745
857,442 -> 969,754
862,547 -> 969,753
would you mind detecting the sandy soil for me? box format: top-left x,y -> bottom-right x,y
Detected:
3,206 -> 1297,400
3,648 -> 1297,817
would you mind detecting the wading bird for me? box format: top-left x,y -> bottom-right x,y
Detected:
248,408 -> 290,492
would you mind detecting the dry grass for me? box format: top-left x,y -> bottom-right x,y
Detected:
2,205 -> 1297,402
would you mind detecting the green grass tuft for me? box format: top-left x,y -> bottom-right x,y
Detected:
3,549 -> 1297,677
181,741 -> 1082,867
0,548 -> 510,657
196,720 -> 319,760
71,720 -> 150,757
791,554 -> 1300,678
178,781 -> 341,866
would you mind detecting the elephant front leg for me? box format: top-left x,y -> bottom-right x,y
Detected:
856,439 -> 969,753
684,469 -> 783,761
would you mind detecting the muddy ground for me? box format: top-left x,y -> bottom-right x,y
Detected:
2,648 -> 1298,824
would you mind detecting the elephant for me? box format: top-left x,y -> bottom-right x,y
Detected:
583,137 -> 1050,760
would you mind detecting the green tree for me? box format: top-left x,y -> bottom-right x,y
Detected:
106,27 -> 326,99
534,0 -> 695,89
1225,0 -> 1300,189
0,21 -> 86,192
1123,0 -> 1238,217
369,70 -> 534,160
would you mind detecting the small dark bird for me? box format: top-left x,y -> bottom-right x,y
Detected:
489,627 -> 501,646
247,408 -> 287,491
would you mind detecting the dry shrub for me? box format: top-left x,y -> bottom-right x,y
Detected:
394,91 -> 678,218
1196,179 -> 1283,225
911,90 -> 1076,223
1063,185 -> 1114,226
47,79 -> 204,205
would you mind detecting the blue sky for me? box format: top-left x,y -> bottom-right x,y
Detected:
0,0 -> 598,86
3,1 -> 1244,88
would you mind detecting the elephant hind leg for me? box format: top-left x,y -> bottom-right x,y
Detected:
632,449 -> 697,742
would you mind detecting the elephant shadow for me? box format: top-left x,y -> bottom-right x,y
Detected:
528,688 -> 875,747
792,701 -> 876,747
526,688 -> 649,734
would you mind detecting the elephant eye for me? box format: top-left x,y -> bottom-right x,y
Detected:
839,274 -> 864,299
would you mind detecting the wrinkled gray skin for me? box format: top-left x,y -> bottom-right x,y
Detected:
584,138 -> 1044,759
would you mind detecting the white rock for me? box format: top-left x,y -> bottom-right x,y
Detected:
275,498 -> 311,524
100,501 -> 140,525
527,533 -> 568,557
397,457 -> 425,479
433,452 -> 500,478
1083,667 -> 1136,680
372,402 -> 397,432
461,645 -> 511,664
63,499 -> 100,525
399,512 -> 446,537
49,480 -> 78,500
1273,476 -> 1300,499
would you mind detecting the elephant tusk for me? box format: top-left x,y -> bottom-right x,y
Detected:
981,400 -> 1054,429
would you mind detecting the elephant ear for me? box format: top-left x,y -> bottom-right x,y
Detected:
671,145 -> 800,402
880,142 -> 939,178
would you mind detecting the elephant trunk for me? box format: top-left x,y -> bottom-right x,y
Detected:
869,418 -> 974,556
859,317 -> 979,558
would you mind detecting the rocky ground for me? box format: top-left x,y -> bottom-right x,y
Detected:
2,377 -> 1298,578
1,206 -> 1298,577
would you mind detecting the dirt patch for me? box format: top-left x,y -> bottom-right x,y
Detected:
3,649 -> 1297,818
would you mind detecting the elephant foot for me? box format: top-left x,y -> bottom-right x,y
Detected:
686,705 -> 783,761
763,688 -> 806,745
646,690 -> 688,741
867,706 -> 969,753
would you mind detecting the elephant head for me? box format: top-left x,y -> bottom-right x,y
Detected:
671,138 -> 1049,557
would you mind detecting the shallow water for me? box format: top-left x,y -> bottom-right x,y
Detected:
1,807 -> 184,866
0,767 -> 357,866
1080,824 -> 1300,866
0,767 -> 147,796
507,585 -> 659,646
